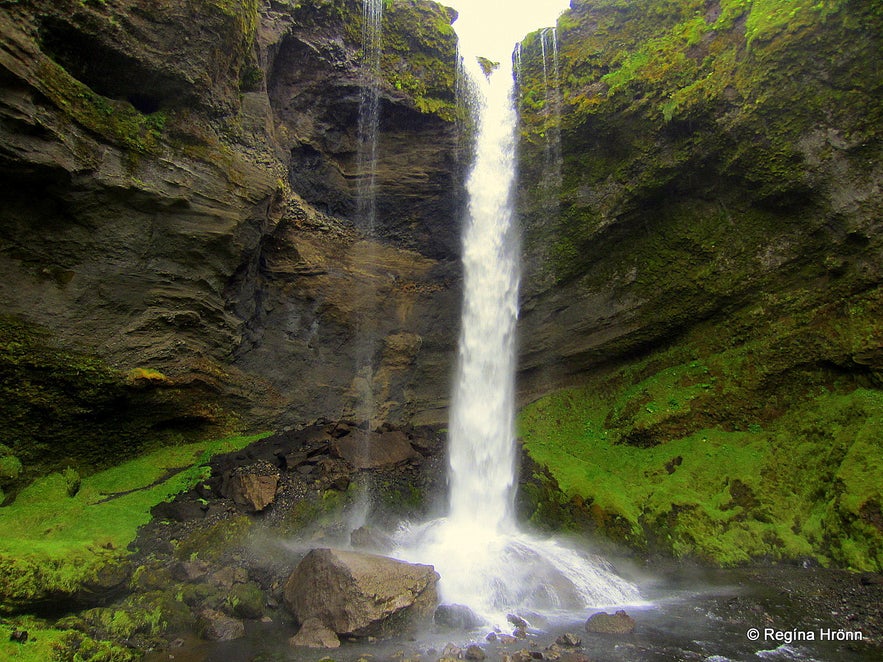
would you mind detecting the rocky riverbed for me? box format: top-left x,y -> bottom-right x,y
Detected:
139,563 -> 882,661
112,426 -> 883,662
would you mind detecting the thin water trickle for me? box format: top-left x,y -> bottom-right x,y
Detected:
394,1 -> 640,623
351,0 -> 383,504
356,0 -> 382,235
539,26 -> 563,217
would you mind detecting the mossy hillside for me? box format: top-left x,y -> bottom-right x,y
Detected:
517,321 -> 883,569
516,0 -> 882,285
0,317 -> 243,491
380,0 -> 459,121
285,0 -> 460,122
0,432 -> 267,614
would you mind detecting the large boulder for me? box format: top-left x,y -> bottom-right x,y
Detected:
283,548 -> 439,636
331,429 -> 421,469
223,460 -> 280,512
585,609 -> 636,635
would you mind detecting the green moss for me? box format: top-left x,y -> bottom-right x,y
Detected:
379,0 -> 459,122
0,617 -> 72,662
0,316 -> 243,489
519,365 -> 883,569
0,433 -> 267,612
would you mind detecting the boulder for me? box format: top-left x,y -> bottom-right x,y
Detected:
434,603 -> 484,630
465,644 -> 487,660
196,609 -> 245,641
555,632 -> 582,647
289,617 -> 341,649
331,429 -> 421,469
283,548 -> 439,636
224,461 -> 280,512
584,609 -> 636,635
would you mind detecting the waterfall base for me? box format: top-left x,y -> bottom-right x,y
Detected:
393,518 -> 642,625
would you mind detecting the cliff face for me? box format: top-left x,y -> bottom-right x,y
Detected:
0,0 -> 462,483
515,0 -> 883,569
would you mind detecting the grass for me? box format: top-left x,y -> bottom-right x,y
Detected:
519,377 -> 883,569
0,433 -> 269,613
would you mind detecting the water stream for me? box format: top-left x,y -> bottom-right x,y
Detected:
394,0 -> 640,624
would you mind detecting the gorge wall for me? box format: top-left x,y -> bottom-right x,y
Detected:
0,0 -> 462,487
514,0 -> 882,569
0,0 -> 880,570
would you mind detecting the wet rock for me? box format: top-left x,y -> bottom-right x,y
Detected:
507,613 -> 529,629
224,461 -> 280,512
441,643 -> 464,658
151,499 -> 206,522
283,548 -> 439,636
331,429 -> 421,469
210,566 -> 248,588
197,609 -> 245,641
584,609 -> 636,634
289,617 -> 341,649
435,603 -> 484,630
172,560 -> 210,583
465,643 -> 487,660
555,632 -> 582,647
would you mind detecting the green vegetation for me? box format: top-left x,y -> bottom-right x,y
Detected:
380,0 -> 460,122
0,316 -> 241,489
518,342 -> 883,569
517,0 -> 882,285
0,433 -> 267,613
34,55 -> 167,155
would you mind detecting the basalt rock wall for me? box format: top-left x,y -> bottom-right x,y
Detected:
514,0 -> 883,569
0,0 -> 463,483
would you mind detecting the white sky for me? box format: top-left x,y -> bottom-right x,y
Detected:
442,0 -> 572,62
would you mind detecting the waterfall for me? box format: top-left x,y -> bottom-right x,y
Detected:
356,0 -> 382,235
446,48 -> 521,533
539,27 -> 563,217
350,0 -> 383,430
394,1 -> 640,622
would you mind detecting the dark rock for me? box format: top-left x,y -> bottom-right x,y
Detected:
152,499 -> 206,522
465,643 -> 487,660
9,630 -> 28,643
331,430 -> 421,470
197,609 -> 245,641
171,560 -> 210,583
555,632 -> 582,647
434,603 -> 484,630
283,548 -> 439,636
859,573 -> 883,586
507,613 -> 529,628
585,610 -> 636,635
289,617 -> 341,649
224,461 -> 280,512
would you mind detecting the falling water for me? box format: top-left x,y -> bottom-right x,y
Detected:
355,0 -> 383,234
539,27 -> 563,216
350,0 -> 384,430
394,1 -> 640,622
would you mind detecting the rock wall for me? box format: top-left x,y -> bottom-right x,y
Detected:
514,0 -> 883,569
0,0 -> 463,482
